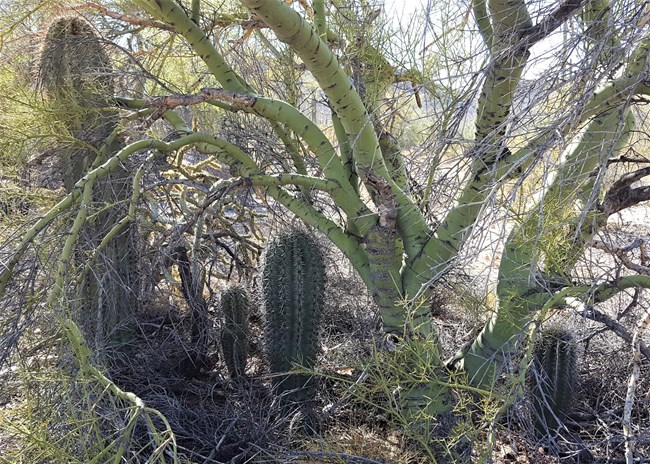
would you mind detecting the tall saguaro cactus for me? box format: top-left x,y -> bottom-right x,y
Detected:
531,328 -> 578,438
220,285 -> 250,378
39,17 -> 117,190
263,231 -> 325,402
39,17 -> 138,351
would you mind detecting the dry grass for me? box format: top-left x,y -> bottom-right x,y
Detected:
0,201 -> 649,464
1,251 -> 649,463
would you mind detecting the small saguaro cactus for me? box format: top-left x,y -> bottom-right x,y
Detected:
262,231 -> 325,402
220,285 -> 250,378
531,327 -> 578,438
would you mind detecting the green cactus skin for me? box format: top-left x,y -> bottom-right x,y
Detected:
40,16 -> 117,191
220,286 -> 250,378
263,231 -> 325,402
40,17 -> 114,99
40,17 -> 138,351
531,328 -> 578,438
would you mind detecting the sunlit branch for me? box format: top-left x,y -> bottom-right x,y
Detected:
73,2 -> 175,31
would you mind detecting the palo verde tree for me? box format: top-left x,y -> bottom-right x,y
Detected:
2,0 -> 650,460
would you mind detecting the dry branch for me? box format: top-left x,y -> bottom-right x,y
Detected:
72,2 -> 175,31
591,239 -> 650,275
580,305 -> 650,360
603,166 -> 650,214
623,309 -> 650,464
522,0 -> 589,47
145,88 -> 256,110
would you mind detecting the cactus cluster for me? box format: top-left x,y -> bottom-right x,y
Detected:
220,285 -> 250,378
531,327 -> 578,438
262,231 -> 325,402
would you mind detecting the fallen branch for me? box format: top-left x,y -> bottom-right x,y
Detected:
579,305 -> 650,361
581,307 -> 650,360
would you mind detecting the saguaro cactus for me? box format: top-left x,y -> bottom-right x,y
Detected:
40,17 -> 138,351
263,231 -> 325,402
531,327 -> 578,438
220,285 -> 250,378
39,16 -> 117,190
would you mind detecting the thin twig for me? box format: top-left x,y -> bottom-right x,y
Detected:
578,305 -> 650,361
321,368 -> 369,420
591,238 -> 650,275
622,309 -> 650,464
71,3 -> 175,31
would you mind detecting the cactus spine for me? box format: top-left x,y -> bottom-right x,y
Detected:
40,17 -> 138,350
531,327 -> 578,438
263,231 -> 325,402
220,285 -> 250,378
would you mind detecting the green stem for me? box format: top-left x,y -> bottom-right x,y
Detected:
248,173 -> 341,191
240,0 -> 406,208
191,0 -> 200,24
332,112 -> 358,196
48,180 -> 93,306
312,0 -> 326,39
473,0 -> 493,49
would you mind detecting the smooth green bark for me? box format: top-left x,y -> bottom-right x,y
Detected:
457,28 -> 650,382
460,105 -> 642,386
238,0 -> 439,337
